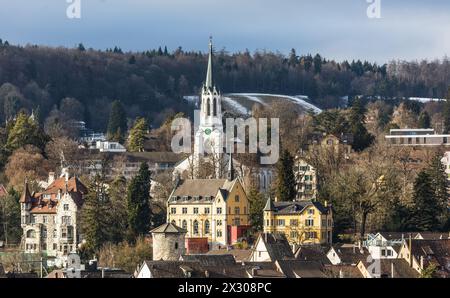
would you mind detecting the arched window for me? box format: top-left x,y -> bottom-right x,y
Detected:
171,220 -> 176,225
207,98 -> 211,116
175,242 -> 179,249
26,230 -> 36,238
213,98 -> 217,116
193,220 -> 199,235
182,220 -> 187,230
205,220 -> 210,234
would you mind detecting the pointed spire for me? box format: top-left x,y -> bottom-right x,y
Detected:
264,196 -> 275,211
227,153 -> 234,181
205,36 -> 214,89
20,179 -> 32,203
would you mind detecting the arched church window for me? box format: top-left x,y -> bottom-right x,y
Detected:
213,98 -> 217,116
193,220 -> 199,235
207,98 -> 211,116
182,220 -> 187,230
205,220 -> 210,234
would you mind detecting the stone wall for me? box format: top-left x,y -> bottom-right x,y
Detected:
152,233 -> 185,261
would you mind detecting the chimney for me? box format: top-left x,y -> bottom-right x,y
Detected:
48,172 -> 55,185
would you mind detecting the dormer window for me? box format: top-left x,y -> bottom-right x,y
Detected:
183,196 -> 188,202
193,196 -> 199,201
171,196 -> 177,202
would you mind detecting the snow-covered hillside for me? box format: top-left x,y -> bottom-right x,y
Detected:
183,93 -> 322,116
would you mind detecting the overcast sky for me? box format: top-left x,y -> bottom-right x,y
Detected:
0,0 -> 449,63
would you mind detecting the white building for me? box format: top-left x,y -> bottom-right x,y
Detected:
93,140 -> 126,152
20,169 -> 87,267
385,128 -> 450,146
293,157 -> 317,200
173,38 -> 274,193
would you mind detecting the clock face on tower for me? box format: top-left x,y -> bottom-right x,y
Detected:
205,128 -> 212,135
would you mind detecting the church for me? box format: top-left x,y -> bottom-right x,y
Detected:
173,38 -> 274,193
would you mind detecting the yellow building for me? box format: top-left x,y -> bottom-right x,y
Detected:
166,177 -> 250,249
263,198 -> 333,245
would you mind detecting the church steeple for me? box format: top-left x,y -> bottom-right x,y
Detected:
205,37 -> 214,89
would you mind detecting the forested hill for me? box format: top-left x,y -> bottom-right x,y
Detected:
0,39 -> 449,131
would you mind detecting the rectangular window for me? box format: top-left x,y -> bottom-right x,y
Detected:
234,207 -> 240,215
308,209 -> 315,215
217,230 -> 222,237
182,208 -> 188,214
217,207 -> 222,214
305,219 -> 314,226
234,218 -> 241,226
235,195 -> 240,202
193,208 -> 199,214
290,219 -> 298,226
43,216 -> 48,224
205,208 -> 210,214
290,231 -> 298,238
63,204 -> 69,211
217,220 -> 222,226
53,243 -> 57,250
170,208 -> 176,214
277,219 -> 285,226
322,219 -> 326,227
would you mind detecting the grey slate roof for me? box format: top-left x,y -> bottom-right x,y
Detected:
276,260 -> 328,278
271,200 -> 330,215
180,254 -> 236,267
260,233 -> 295,261
150,223 -> 187,234
295,245 -> 331,265
169,179 -> 236,204
264,197 -> 275,211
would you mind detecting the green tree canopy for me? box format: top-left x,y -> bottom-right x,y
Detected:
128,117 -> 148,152
126,162 -> 152,241
275,149 -> 296,201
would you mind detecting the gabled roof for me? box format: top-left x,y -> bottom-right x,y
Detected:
150,223 -> 187,234
180,254 -> 236,267
276,260 -> 328,278
258,233 -> 295,261
358,258 -> 420,278
169,179 -> 237,204
295,245 -> 331,265
409,239 -> 450,274
0,184 -> 8,197
271,200 -> 330,215
206,249 -> 252,262
330,244 -> 370,265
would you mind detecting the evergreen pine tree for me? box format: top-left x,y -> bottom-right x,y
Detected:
128,117 -> 148,152
418,111 -> 431,128
276,149 -> 296,201
127,163 -> 152,241
409,171 -> 441,231
349,98 -> 374,151
247,188 -> 266,232
427,154 -> 448,226
81,175 -> 110,256
107,100 -> 127,143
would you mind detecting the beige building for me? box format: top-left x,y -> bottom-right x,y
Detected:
166,176 -> 250,249
20,169 -> 87,267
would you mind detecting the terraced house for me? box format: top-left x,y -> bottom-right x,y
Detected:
166,173 -> 250,250
20,169 -> 87,267
263,198 -> 333,245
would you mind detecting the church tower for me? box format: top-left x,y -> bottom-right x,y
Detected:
194,38 -> 224,175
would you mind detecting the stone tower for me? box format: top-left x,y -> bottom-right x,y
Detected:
151,223 -> 187,261
194,37 -> 224,176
